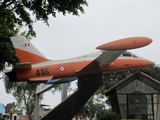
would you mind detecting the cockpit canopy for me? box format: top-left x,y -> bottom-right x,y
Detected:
121,51 -> 138,58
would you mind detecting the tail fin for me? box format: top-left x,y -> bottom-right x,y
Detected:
10,36 -> 50,64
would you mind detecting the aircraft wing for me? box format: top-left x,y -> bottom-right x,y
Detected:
77,37 -> 152,75
77,50 -> 125,75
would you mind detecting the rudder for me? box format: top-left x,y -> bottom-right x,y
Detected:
10,36 -> 50,64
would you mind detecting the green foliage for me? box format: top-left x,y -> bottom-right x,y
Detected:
103,70 -> 132,89
0,12 -> 19,70
5,102 -> 16,113
141,64 -> 160,80
0,0 -> 88,38
5,102 -> 23,115
75,86 -> 107,120
0,0 -> 88,71
3,74 -> 17,94
12,82 -> 39,120
3,75 -> 40,120
0,38 -> 18,70
96,109 -> 120,120
75,86 -> 120,120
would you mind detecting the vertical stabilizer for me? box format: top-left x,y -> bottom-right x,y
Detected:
10,36 -> 50,64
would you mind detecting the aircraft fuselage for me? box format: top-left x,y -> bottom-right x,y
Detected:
14,52 -> 152,83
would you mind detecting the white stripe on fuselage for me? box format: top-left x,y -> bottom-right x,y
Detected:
32,51 -> 102,67
32,50 -> 142,68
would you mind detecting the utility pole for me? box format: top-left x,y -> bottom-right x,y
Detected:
61,83 -> 68,102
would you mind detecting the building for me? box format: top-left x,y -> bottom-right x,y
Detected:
33,104 -> 52,119
39,104 -> 51,118
0,103 -> 5,117
104,70 -> 160,120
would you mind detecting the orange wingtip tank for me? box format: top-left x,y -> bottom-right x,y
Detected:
96,37 -> 152,50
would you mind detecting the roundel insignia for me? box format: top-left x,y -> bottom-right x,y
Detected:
60,66 -> 65,71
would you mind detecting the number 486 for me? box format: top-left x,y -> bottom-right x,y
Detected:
36,68 -> 49,76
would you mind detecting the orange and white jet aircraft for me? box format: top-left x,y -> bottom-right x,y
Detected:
5,36 -> 153,84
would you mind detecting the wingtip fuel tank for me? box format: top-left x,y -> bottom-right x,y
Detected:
96,37 -> 152,50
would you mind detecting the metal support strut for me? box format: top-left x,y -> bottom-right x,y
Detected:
41,73 -> 102,120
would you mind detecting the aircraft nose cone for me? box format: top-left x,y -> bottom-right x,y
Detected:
142,59 -> 154,67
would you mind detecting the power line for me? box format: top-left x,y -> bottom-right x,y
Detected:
0,93 -> 15,100
0,98 -> 16,105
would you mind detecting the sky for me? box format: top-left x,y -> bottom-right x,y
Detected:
1,0 -> 160,108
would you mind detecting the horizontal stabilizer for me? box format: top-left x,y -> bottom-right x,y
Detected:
14,62 -> 32,69
29,76 -> 54,81
96,37 -> 152,50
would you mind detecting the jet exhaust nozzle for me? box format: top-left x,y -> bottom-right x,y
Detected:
5,70 -> 17,82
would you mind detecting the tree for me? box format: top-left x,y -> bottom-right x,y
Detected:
74,85 -> 120,120
75,86 -> 107,120
5,102 -> 23,115
12,83 -> 38,120
0,0 -> 88,71
141,64 -> 160,80
0,14 -> 19,70
3,75 -> 40,120
5,102 -> 16,113
0,0 -> 88,37
96,108 -> 119,120
103,70 -> 132,89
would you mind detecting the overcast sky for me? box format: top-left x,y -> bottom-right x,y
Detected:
31,0 -> 160,63
1,0 -> 160,108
